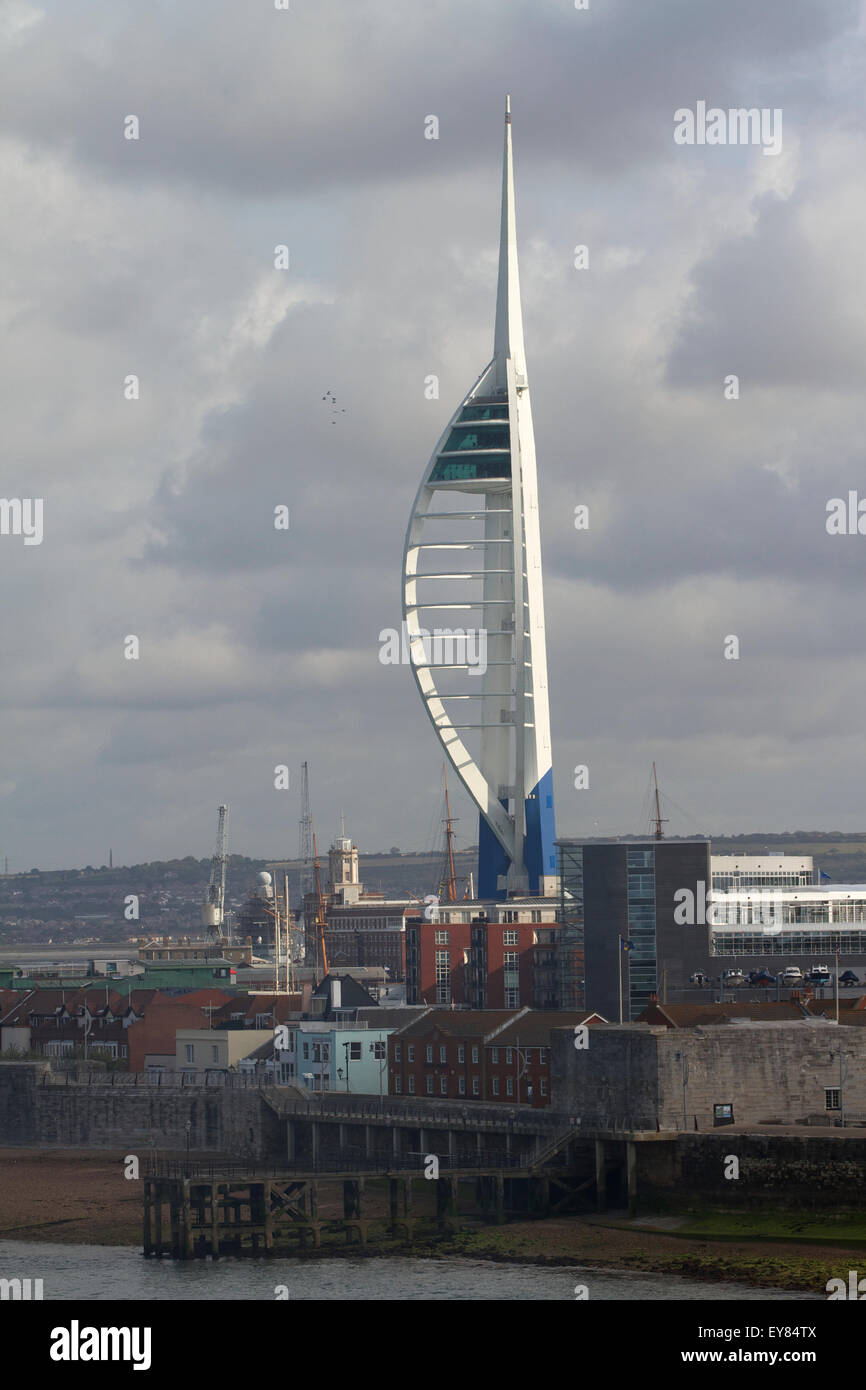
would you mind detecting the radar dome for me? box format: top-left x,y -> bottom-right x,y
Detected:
257,871 -> 272,885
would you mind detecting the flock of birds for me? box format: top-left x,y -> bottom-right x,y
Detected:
322,390 -> 346,424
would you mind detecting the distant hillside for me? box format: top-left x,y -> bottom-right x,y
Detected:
3,834 -> 864,947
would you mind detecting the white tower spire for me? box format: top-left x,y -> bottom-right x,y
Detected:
493,94 -> 525,386
402,98 -> 556,898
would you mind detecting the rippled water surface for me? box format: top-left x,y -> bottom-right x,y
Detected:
0,1240 -> 820,1300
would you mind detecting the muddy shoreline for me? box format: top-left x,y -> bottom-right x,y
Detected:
0,1150 -> 850,1295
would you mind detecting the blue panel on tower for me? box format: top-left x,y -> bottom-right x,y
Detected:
478,809 -> 509,899
524,767 -> 556,893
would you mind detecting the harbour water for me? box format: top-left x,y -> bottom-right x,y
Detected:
0,1241 -> 820,1300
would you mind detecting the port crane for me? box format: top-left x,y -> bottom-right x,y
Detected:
202,804 -> 229,944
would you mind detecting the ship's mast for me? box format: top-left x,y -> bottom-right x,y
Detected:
443,765 -> 458,903
652,763 -> 668,841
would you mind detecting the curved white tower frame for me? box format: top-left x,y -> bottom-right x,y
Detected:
402,97 -> 556,897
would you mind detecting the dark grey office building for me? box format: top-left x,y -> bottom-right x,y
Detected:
557,838 -> 711,1020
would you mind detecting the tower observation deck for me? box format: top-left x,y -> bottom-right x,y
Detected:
402,97 -> 556,898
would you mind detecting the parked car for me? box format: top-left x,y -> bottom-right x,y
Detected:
840,970 -> 860,986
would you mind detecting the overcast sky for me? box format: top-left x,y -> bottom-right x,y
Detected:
1,0 -> 865,872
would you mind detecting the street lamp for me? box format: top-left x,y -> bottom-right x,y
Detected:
184,1119 -> 191,1176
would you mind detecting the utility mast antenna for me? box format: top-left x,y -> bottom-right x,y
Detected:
298,762 -> 313,898
202,805 -> 229,942
312,826 -> 329,984
652,763 -> 668,841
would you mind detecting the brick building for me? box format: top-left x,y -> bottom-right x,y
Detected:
127,988 -> 235,1070
315,901 -> 411,980
388,1007 -> 602,1107
0,988 -> 147,1063
0,986 -> 287,1071
405,898 -> 559,1008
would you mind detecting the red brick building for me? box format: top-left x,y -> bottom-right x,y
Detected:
0,988 -> 148,1063
405,899 -> 559,1009
388,1007 -> 603,1108
127,988 -> 236,1070
0,987 -> 290,1070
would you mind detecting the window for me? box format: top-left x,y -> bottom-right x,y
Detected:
506,1078 -> 514,1096
394,1044 -> 402,1062
458,1044 -> 465,1063
426,1076 -> 434,1095
492,1077 -> 500,1096
426,1044 -> 433,1062
372,1040 -> 386,1059
435,949 -> 451,1005
627,849 -> 654,868
628,873 -> 655,896
302,1043 -> 309,1060
826,1088 -> 841,1111
394,1076 -> 402,1093
439,1044 -> 446,1063
472,1077 -> 479,1096
472,1046 -> 479,1063
503,929 -> 518,946
540,1077 -> 547,1096
313,1044 -> 321,1062
408,1045 -> 415,1062
440,1076 -> 448,1095
458,1077 -> 466,1095
505,1048 -> 513,1064
408,1076 -> 415,1094
185,1044 -> 194,1063
492,1047 -> 499,1063
349,1041 -> 361,1060
211,1045 -> 219,1063
434,930 -> 449,945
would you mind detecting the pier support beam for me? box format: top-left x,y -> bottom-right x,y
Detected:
211,1182 -> 221,1258
494,1173 -> 505,1225
595,1140 -> 607,1213
627,1141 -> 637,1217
